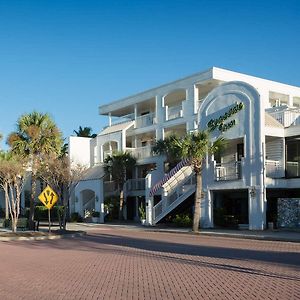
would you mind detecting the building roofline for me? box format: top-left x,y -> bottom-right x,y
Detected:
99,67 -> 214,115
99,66 -> 300,116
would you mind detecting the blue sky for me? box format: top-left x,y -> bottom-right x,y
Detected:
0,0 -> 299,148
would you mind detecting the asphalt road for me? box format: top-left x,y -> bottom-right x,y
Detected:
0,225 -> 299,299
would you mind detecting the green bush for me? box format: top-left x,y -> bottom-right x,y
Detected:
104,196 -> 119,220
172,214 -> 193,227
34,206 -> 62,221
3,219 -> 10,228
139,206 -> 146,219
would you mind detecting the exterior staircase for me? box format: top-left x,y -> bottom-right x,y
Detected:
151,163 -> 195,224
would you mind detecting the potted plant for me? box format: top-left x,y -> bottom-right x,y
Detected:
139,206 -> 146,225
91,211 -> 100,223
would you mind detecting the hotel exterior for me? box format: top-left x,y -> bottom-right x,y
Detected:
69,67 -> 300,230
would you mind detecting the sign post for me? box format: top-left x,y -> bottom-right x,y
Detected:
38,186 -> 59,233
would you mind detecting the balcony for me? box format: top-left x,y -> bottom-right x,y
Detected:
286,161 -> 300,178
165,104 -> 183,121
125,178 -> 146,192
104,181 -> 118,194
111,113 -> 134,126
135,113 -> 156,129
126,145 -> 154,160
265,160 -> 284,178
215,161 -> 242,181
268,108 -> 300,127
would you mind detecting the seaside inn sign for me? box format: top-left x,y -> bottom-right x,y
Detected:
207,102 -> 244,132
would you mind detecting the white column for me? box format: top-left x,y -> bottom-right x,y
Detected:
155,95 -> 164,140
100,144 -> 104,162
186,86 -> 196,132
134,104 -> 138,128
96,179 -> 104,223
288,95 -> 293,107
202,189 -> 213,228
145,173 -> 154,225
194,85 -> 199,114
108,113 -> 112,127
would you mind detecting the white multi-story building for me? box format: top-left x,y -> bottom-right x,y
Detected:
69,67 -> 300,230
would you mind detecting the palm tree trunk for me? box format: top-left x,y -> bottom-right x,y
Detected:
192,172 -> 202,232
29,172 -> 37,230
119,189 -> 124,221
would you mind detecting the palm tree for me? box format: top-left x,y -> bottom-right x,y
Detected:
7,111 -> 63,229
74,126 -> 97,138
152,134 -> 182,171
104,151 -> 136,220
173,130 -> 225,232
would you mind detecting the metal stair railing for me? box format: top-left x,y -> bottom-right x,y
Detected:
153,171 -> 195,222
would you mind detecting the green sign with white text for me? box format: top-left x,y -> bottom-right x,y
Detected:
207,102 -> 244,132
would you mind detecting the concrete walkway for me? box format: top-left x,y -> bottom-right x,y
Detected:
66,222 -> 300,243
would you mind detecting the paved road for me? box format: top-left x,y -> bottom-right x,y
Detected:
0,225 -> 299,300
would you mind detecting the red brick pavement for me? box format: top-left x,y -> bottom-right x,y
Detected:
0,227 -> 299,300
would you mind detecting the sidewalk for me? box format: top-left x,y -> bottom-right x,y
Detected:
67,222 -> 300,243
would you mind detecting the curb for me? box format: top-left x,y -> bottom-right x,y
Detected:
144,228 -> 300,243
0,231 -> 86,242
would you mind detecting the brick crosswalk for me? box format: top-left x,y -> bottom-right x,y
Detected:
0,226 -> 299,299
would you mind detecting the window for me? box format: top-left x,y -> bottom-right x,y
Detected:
286,138 -> 300,178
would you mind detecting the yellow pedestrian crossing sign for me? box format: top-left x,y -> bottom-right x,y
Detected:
38,186 -> 58,209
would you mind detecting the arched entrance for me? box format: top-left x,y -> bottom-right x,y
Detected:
81,189 -> 96,218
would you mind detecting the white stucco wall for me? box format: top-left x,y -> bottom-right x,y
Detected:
199,81 -> 266,230
69,136 -> 92,168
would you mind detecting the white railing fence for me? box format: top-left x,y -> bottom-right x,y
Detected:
153,172 -> 195,221
265,160 -> 284,178
268,108 -> 300,127
166,104 -> 183,121
126,145 -> 154,160
125,178 -> 146,191
214,161 -> 242,181
135,113 -> 156,128
111,113 -> 134,126
286,161 -> 300,178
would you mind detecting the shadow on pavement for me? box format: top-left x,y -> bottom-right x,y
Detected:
16,230 -> 300,277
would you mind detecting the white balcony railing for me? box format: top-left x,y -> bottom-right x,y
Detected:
111,113 -> 134,126
126,145 -> 154,160
268,108 -> 300,127
135,113 -> 156,128
215,161 -> 242,181
265,160 -> 284,178
286,161 -> 300,178
166,104 -> 183,121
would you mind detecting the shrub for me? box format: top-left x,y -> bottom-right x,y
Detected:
104,196 -> 119,220
3,219 -> 10,228
139,206 -> 146,219
34,206 -> 62,221
172,214 -> 193,227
